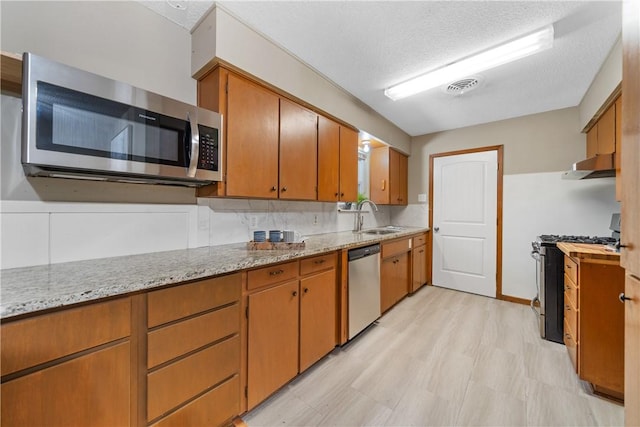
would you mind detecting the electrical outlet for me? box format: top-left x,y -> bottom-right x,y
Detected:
249,216 -> 258,228
313,215 -> 318,225
418,193 -> 427,203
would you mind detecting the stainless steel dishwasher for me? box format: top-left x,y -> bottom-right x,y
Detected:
348,243 -> 381,340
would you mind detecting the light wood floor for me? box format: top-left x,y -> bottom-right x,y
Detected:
243,285 -> 624,426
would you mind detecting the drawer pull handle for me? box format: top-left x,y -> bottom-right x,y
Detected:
619,293 -> 632,303
565,305 -> 571,311
566,265 -> 572,269
314,259 -> 326,264
269,269 -> 284,276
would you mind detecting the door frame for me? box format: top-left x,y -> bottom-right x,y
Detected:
428,145 -> 509,301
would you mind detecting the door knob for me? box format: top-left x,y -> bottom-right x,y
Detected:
619,293 -> 632,303
434,227 -> 439,233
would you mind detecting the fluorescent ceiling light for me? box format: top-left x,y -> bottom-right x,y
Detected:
384,25 -> 554,101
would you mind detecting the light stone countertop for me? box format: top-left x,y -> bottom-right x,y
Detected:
0,227 -> 428,319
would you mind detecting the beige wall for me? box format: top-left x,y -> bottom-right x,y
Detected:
192,6 -> 411,153
408,107 -> 585,203
1,1 -> 196,104
578,37 -> 622,129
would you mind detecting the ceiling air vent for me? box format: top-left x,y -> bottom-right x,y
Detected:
445,77 -> 480,96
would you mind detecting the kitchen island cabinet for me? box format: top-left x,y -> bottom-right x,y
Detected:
558,243 -> 625,400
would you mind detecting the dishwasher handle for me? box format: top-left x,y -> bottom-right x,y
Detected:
348,244 -> 381,261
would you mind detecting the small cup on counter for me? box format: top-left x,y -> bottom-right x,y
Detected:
269,230 -> 282,242
283,230 -> 295,243
253,230 -> 266,242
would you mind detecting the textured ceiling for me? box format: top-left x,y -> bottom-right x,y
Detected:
141,1 -> 622,138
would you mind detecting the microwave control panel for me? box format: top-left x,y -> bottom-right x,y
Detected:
197,125 -> 219,171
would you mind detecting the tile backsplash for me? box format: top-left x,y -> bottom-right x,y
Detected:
0,198 -> 427,269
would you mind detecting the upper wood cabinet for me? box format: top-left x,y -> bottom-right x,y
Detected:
226,73 -> 280,198
587,102 -> 616,158
279,99 -> 318,200
317,116 -> 358,202
370,146 -> 408,205
198,67 -> 357,201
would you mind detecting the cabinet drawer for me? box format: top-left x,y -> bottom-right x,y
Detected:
1,342 -> 130,427
381,238 -> 411,259
148,304 -> 240,369
247,261 -> 298,291
151,375 -> 240,427
564,274 -> 578,309
564,318 -> 578,373
412,233 -> 427,247
1,297 -> 130,376
564,255 -> 578,285
300,252 -> 337,276
147,335 -> 239,422
148,273 -> 241,328
564,293 -> 578,343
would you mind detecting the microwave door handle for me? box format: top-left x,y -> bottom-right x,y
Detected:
187,113 -> 199,177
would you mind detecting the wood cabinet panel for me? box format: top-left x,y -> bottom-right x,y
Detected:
226,73 -> 280,198
1,342 -> 131,427
148,273 -> 241,328
597,104 -> 616,154
412,233 -> 427,247
381,252 -> 409,313
586,125 -> 598,158
390,149 -> 408,205
578,262 -> 625,398
564,317 -> 578,372
147,336 -> 240,422
412,244 -> 427,293
247,261 -> 298,291
370,146 -> 390,204
299,269 -> 337,372
279,98 -> 318,200
300,252 -> 337,276
564,274 -> 578,309
382,238 -> 411,259
148,304 -> 240,369
317,116 -> 341,201
151,375 -> 240,427
564,255 -> 578,285
1,297 -> 130,376
247,280 -> 299,409
615,96 -> 622,201
564,292 -> 578,343
625,274 -> 640,425
339,126 -> 359,202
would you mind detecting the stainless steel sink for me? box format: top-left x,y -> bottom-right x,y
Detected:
361,227 -> 402,235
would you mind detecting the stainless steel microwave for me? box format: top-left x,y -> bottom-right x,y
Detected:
22,53 -> 222,186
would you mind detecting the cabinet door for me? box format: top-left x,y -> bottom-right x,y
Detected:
396,252 -> 410,301
625,274 -> 640,426
317,116 -> 340,201
411,244 -> 426,292
279,99 -> 318,200
226,73 -> 280,198
598,104 -> 616,155
586,125 -> 598,158
370,147 -> 390,204
398,152 -> 408,205
615,96 -> 622,201
381,253 -> 409,313
299,269 -> 337,372
339,126 -> 359,201
247,281 -> 299,409
1,343 -> 130,427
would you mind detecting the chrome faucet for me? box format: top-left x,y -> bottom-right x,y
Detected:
354,199 -> 379,232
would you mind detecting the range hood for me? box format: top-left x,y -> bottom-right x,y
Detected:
561,153 -> 616,180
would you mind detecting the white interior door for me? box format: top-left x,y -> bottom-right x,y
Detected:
432,150 -> 498,298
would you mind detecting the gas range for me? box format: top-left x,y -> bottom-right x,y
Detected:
534,234 -> 618,248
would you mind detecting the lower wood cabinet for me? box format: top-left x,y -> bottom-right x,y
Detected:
411,233 -> 429,293
381,238 -> 411,313
246,253 -> 337,410
563,255 -> 625,400
1,298 -> 133,427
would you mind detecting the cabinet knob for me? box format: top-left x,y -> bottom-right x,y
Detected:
281,186 -> 287,192
270,186 -> 277,192
340,192 -> 344,197
292,291 -> 298,297
269,269 -> 284,276
619,293 -> 632,303
314,259 -> 325,264
566,264 -> 571,269
304,288 -> 309,294
335,192 -> 339,197
565,304 -> 571,311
